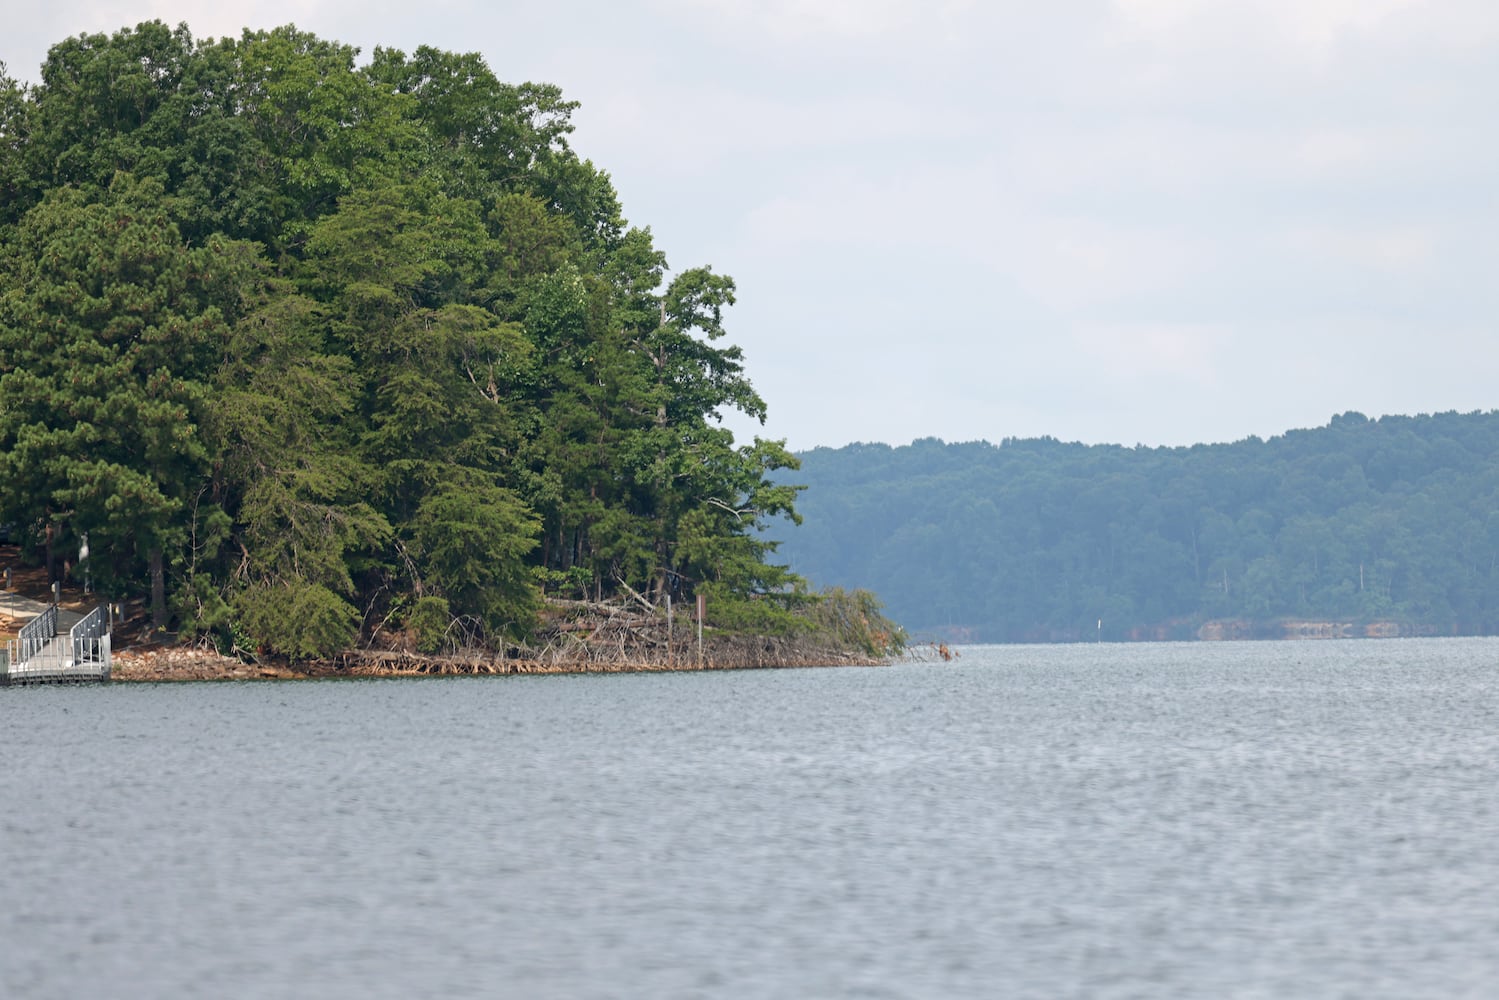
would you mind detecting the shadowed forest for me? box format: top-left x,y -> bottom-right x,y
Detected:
779,411 -> 1499,641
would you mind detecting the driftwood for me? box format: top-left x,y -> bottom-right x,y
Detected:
328,596 -> 888,677
108,594 -> 894,682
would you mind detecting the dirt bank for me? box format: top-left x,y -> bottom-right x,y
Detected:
111,647 -> 305,681
110,640 -> 888,682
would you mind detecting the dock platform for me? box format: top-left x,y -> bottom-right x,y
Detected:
1,593 -> 111,685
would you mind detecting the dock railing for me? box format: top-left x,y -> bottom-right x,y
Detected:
1,602 -> 111,684
70,605 -> 111,677
16,602 -> 58,665
70,604 -> 111,677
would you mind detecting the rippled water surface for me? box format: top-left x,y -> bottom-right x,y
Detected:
5,639 -> 1499,998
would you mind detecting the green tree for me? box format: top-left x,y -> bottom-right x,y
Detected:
1,22 -> 829,661
0,174 -> 249,624
206,287 -> 390,658
0,62 -> 32,231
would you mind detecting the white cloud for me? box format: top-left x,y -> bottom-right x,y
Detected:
1071,322 -> 1231,385
585,86 -> 981,177
654,0 -> 977,42
1284,223 -> 1437,274
7,0 -> 1499,448
1109,0 -> 1436,55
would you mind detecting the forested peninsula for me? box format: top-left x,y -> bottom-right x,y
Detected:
780,412 -> 1499,643
0,22 -> 903,673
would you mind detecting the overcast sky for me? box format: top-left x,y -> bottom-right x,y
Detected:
6,1 -> 1499,450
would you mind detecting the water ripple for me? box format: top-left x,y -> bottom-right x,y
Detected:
4,639 -> 1499,997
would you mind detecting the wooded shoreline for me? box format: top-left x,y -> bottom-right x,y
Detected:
4,543 -> 909,683
0,23 -> 835,667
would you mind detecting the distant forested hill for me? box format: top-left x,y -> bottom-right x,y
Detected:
775,412 -> 1499,641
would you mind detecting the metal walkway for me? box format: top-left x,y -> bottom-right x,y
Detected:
2,594 -> 111,685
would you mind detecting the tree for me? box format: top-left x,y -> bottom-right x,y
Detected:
0,63 -> 32,231
205,287 -> 390,658
410,479 -> 540,635
2,22 -> 822,660
0,174 -> 251,624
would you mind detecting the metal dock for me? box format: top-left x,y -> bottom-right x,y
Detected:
1,595 -> 111,685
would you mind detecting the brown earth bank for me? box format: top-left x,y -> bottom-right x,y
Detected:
111,647 -> 305,682
111,638 -> 889,683
107,611 -> 895,681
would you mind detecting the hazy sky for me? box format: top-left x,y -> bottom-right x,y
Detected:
6,1 -> 1499,449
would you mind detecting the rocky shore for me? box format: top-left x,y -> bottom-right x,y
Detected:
109,639 -> 889,682
111,647 -> 305,682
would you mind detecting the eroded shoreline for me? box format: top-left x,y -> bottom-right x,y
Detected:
109,644 -> 888,682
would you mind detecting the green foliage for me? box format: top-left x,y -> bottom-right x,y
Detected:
697,580 -> 902,653
532,564 -> 594,598
803,587 -> 907,657
0,21 -> 847,661
410,481 -> 541,635
781,413 -> 1499,640
0,63 -> 32,228
698,582 -> 811,637
0,173 -> 242,622
407,596 -> 453,654
233,581 -> 360,660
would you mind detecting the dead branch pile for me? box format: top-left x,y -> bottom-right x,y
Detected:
328,597 -> 890,676
109,596 -> 895,681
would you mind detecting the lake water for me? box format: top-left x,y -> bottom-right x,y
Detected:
4,639 -> 1499,998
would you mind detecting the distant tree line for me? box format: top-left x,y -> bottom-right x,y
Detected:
778,411 -> 1499,641
0,22 -> 840,658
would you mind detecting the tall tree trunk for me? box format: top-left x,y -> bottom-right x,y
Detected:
654,553 -> 669,603
150,547 -> 168,629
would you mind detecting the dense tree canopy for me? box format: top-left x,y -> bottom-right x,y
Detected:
0,22 -> 812,658
780,412 -> 1499,641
